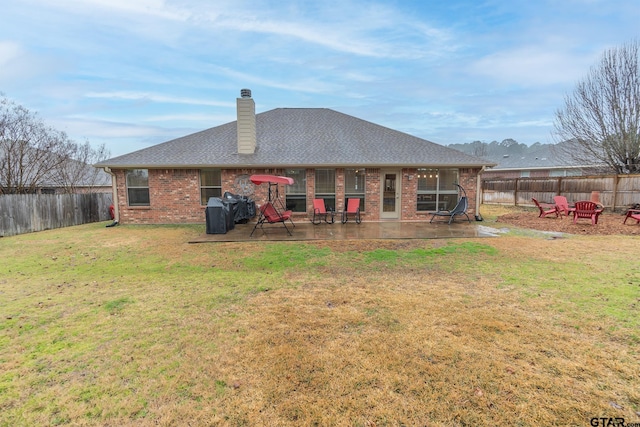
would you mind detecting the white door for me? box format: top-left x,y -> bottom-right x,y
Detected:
380,170 -> 400,219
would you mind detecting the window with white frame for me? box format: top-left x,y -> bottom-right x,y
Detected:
285,169 -> 307,212
416,168 -> 459,211
200,169 -> 222,205
126,169 -> 150,206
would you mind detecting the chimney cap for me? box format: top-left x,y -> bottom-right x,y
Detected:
240,88 -> 252,98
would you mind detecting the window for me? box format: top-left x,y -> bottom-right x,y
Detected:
416,168 -> 459,211
520,170 -> 531,178
315,169 -> 335,211
200,169 -> 222,205
344,168 -> 365,211
126,169 -> 150,206
285,169 -> 307,212
549,169 -> 581,177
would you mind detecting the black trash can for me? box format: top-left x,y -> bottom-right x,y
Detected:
205,197 -> 229,234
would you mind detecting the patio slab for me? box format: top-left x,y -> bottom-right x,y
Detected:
189,219 -> 499,243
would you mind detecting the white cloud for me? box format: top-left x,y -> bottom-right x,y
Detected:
469,45 -> 597,86
84,91 -> 235,108
0,41 -> 36,83
141,113 -> 235,123
0,41 -> 22,67
45,0 -> 190,22
207,66 -> 341,94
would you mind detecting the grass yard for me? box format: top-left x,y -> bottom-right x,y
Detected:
1,207 -> 639,426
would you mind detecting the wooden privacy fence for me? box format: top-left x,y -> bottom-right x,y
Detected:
482,174 -> 640,211
0,193 -> 113,237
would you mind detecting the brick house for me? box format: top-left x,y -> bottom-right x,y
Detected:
96,90 -> 494,224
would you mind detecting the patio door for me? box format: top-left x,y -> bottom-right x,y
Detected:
380,170 -> 400,219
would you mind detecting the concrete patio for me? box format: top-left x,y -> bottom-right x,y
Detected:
189,219 -> 499,243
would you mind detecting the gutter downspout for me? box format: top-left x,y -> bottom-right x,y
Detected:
475,166 -> 486,221
104,167 -> 119,225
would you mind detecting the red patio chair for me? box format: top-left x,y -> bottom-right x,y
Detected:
623,208 -> 640,225
312,198 -> 334,224
341,198 -> 361,224
553,195 -> 575,218
573,200 -> 603,225
590,191 -> 604,209
532,198 -> 558,218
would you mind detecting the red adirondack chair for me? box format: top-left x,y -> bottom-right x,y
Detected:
553,195 -> 575,218
590,191 -> 604,209
573,200 -> 603,225
623,208 -> 640,225
532,198 -> 558,218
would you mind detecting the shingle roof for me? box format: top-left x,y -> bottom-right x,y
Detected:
487,144 -> 596,171
489,146 -> 564,170
97,108 -> 493,168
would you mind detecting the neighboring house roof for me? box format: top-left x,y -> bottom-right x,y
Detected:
97,108 -> 494,169
485,144 -> 603,172
38,157 -> 112,188
70,161 -> 112,187
487,146 -> 567,171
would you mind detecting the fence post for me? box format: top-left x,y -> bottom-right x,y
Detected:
557,177 -> 562,196
514,178 -> 519,206
612,174 -> 619,211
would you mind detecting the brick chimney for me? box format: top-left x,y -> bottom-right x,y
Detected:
237,89 -> 256,154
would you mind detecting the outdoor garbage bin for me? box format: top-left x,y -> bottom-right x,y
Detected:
206,197 -> 233,234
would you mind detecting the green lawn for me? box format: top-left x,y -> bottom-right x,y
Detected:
0,221 -> 638,426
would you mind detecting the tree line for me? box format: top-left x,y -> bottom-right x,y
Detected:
0,94 -> 109,194
447,139 -> 552,162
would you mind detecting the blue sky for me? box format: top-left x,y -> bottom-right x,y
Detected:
1,0 -> 639,157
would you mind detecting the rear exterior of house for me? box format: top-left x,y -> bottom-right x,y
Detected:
97,90 -> 494,224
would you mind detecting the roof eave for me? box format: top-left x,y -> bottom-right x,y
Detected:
96,162 -> 495,169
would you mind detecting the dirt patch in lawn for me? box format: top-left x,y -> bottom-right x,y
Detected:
495,210 -> 640,236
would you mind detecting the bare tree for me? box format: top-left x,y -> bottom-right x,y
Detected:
0,95 -> 109,194
554,40 -> 640,174
50,141 -> 111,193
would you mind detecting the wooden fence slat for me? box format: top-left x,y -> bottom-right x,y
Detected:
0,193 -> 113,237
482,174 -> 640,210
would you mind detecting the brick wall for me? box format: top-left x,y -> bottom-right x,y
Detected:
114,168 -> 202,224
365,168 -> 380,220
113,167 -> 479,224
